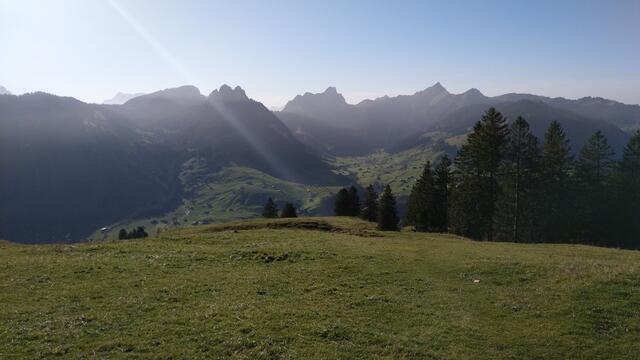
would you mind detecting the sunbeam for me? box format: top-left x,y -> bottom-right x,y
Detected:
107,0 -> 197,86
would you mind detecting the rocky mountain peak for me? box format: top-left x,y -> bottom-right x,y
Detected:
209,84 -> 250,103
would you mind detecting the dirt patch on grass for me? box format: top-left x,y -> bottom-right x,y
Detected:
229,250 -> 299,263
193,218 -> 380,237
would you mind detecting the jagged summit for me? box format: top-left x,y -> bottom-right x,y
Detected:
323,86 -> 338,95
414,82 -> 450,97
209,84 -> 250,103
283,86 -> 348,114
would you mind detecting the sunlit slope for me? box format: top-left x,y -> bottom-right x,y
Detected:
2,217 -> 639,358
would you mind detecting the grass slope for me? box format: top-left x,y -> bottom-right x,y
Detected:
332,148 -> 441,196
331,130 -> 462,196
4,217 -> 639,358
91,160 -> 341,240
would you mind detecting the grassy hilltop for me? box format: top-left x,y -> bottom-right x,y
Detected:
1,217 -> 640,359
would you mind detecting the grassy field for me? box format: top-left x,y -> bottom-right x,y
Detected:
3,217 -> 640,359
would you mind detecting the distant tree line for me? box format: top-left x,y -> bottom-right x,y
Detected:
118,226 -> 148,240
405,107 -> 640,249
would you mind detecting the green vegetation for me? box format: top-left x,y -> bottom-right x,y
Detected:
4,217 -> 638,358
332,146 -> 444,196
91,161 -> 341,241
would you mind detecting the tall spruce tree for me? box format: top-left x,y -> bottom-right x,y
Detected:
348,186 -> 361,216
262,198 -> 279,218
334,188 -> 352,216
451,108 -> 509,240
378,185 -> 400,231
360,185 -> 379,222
280,202 -> 298,218
405,162 -> 435,231
432,155 -> 452,232
540,121 -> 574,243
618,131 -> 640,248
576,131 -> 615,245
495,117 -> 542,242
450,123 -> 484,238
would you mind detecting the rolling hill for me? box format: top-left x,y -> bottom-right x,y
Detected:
1,217 -> 639,358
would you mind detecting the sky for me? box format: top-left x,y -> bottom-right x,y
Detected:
1,0 -> 639,107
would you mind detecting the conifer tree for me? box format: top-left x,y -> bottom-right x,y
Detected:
348,186 -> 361,216
618,131 -> 640,248
334,188 -> 352,216
540,121 -> 574,243
405,162 -> 434,231
450,108 -> 509,240
262,197 -> 279,218
450,123 -> 484,238
118,228 -> 128,240
280,202 -> 298,218
360,185 -> 378,222
378,185 -> 400,231
495,117 -> 541,242
432,155 -> 452,232
576,131 -> 615,245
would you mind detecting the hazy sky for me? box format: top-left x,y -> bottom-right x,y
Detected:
1,0 -> 639,107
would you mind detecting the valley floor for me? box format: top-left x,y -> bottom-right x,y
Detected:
1,217 -> 639,358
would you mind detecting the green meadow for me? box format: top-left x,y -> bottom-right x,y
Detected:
2,217 -> 639,359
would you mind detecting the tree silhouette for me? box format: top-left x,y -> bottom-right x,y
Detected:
334,188 -> 352,216
280,203 -> 298,218
262,197 -> 279,218
360,185 -> 378,222
378,185 -> 400,231
348,186 -> 361,216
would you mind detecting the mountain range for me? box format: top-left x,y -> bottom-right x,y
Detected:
277,83 -> 636,156
1,83 -> 639,243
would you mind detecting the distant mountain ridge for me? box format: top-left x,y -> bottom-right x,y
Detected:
277,83 -> 637,155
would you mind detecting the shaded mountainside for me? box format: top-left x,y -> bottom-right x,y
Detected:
433,100 -> 630,155
2,217 -> 640,358
0,93 -> 182,244
0,87 -> 346,243
495,93 -> 640,132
